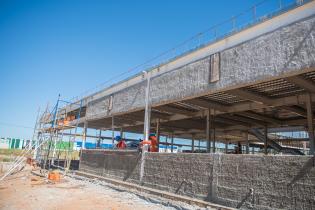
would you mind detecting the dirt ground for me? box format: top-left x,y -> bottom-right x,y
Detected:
0,162 -> 207,210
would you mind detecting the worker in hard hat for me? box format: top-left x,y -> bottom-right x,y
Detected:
149,134 -> 158,152
139,133 -> 158,152
116,135 -> 126,149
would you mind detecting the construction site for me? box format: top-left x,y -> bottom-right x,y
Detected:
1,0 -> 315,209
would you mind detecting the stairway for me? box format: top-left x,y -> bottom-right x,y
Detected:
249,128 -> 304,155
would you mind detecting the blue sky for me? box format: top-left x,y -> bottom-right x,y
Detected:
0,0 -> 288,139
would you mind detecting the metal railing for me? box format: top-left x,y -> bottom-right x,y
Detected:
68,0 -> 309,104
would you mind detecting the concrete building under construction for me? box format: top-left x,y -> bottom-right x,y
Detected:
35,1 -> 315,209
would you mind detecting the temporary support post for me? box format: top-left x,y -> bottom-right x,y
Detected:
212,110 -> 216,153
82,121 -> 88,149
171,133 -> 174,153
206,109 -> 211,153
111,116 -> 115,146
212,128 -> 216,153
246,132 -> 249,154
165,135 -> 168,152
120,128 -> 123,138
306,93 -> 314,156
264,126 -> 268,155
143,71 -> 151,141
156,119 -> 160,149
191,134 -> 195,153
97,130 -> 101,148
140,71 -> 151,184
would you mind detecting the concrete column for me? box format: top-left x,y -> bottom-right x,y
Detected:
191,134 -> 195,153
246,132 -> 249,154
264,126 -> 268,155
306,93 -> 314,155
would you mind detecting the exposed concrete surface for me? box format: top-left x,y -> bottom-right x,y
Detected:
80,149 -> 140,182
86,15 -> 315,119
80,150 -> 315,210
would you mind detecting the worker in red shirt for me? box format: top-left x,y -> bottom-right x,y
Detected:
139,133 -> 158,152
116,136 -> 126,149
149,134 -> 158,152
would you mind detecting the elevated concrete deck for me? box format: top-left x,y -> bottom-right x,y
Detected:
60,1 -> 315,118
40,1 -> 315,153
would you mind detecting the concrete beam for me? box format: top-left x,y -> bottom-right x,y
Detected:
286,76 -> 315,93
228,89 -> 274,105
74,93 -> 315,133
237,111 -> 282,125
185,98 -> 228,112
281,106 -> 307,118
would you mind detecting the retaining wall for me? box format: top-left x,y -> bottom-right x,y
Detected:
80,149 -> 140,182
80,150 -> 315,210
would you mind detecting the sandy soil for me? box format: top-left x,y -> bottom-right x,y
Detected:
0,163 -> 205,210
